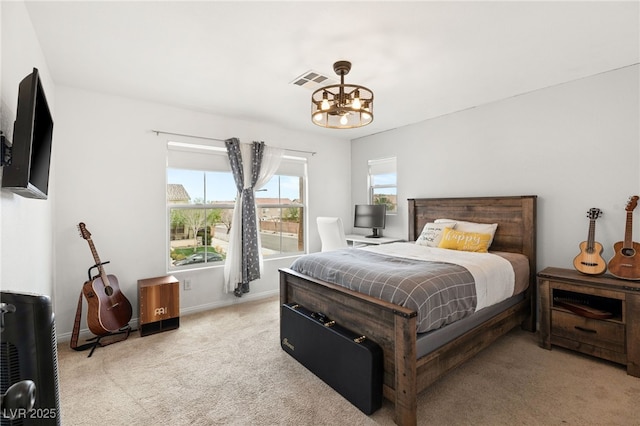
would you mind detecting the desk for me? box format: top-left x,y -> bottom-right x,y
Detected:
345,234 -> 403,246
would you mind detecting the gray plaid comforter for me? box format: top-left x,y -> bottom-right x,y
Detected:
289,248 -> 476,333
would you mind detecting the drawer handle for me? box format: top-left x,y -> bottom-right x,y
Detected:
574,325 -> 597,334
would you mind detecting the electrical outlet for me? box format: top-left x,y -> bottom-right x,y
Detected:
183,279 -> 192,291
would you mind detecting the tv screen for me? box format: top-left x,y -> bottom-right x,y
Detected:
1,68 -> 54,200
354,204 -> 386,238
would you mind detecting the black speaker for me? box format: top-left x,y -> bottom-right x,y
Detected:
1,291 -> 61,425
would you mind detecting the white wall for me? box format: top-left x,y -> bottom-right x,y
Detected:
52,86 -> 351,339
352,65 -> 640,272
0,1 -> 56,297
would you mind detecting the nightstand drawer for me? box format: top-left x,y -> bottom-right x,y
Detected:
551,310 -> 625,353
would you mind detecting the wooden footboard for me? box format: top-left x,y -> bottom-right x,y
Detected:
280,268 -> 418,425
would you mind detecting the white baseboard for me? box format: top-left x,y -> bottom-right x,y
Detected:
56,289 -> 279,344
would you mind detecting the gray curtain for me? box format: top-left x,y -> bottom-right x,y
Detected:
225,138 -> 264,296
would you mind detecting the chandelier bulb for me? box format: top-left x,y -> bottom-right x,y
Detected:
352,90 -> 361,110
340,115 -> 349,126
321,92 -> 330,111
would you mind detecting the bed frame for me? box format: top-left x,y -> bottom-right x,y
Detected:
280,195 -> 537,426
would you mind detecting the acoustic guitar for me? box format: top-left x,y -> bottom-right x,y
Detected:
573,208 -> 606,275
607,196 -> 640,281
78,222 -> 133,335
553,299 -> 613,320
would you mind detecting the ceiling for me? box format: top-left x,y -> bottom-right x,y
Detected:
23,1 -> 640,141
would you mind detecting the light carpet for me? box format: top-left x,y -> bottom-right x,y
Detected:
57,296 -> 640,425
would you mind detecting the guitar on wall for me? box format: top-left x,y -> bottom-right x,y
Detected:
607,196 -> 640,281
573,207 -> 606,275
78,222 -> 133,335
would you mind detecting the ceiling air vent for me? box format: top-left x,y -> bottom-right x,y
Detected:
291,70 -> 337,91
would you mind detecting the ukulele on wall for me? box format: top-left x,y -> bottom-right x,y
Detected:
573,208 -> 606,275
607,196 -> 640,281
78,222 -> 133,335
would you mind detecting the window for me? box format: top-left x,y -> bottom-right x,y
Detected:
167,141 -> 306,270
368,157 -> 397,214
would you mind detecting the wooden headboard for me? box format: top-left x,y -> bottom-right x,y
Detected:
408,195 -> 537,286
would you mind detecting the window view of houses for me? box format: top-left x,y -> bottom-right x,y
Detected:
167,171 -> 304,269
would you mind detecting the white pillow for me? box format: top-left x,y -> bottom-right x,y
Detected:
434,219 -> 498,247
416,222 -> 455,247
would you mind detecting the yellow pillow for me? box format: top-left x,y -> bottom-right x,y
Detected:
438,228 -> 491,253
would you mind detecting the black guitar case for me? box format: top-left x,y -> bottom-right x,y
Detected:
280,302 -> 383,414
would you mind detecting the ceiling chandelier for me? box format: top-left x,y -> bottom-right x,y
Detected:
311,60 -> 374,129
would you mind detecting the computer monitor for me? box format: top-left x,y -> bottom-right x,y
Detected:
354,204 -> 386,238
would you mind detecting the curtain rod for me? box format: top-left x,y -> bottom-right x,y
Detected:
151,129 -> 316,156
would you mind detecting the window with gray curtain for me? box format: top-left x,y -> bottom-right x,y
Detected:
166,140 -> 306,272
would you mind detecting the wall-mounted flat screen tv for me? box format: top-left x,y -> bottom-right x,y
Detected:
1,68 -> 54,200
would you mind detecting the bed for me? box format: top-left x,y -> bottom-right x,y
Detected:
279,195 -> 537,426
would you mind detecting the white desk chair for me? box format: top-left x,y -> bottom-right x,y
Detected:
316,217 -> 348,252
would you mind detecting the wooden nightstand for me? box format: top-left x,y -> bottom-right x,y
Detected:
538,267 -> 639,377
